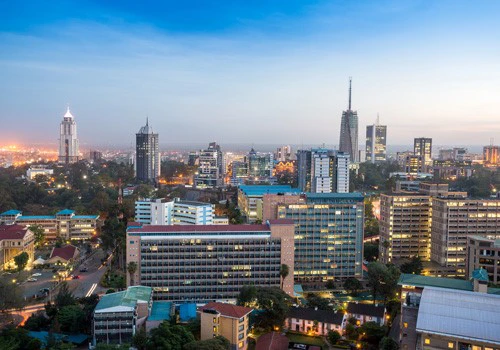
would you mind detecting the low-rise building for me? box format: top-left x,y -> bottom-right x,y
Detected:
285,307 -> 344,336
467,235 -> 500,284
92,286 -> 153,345
26,165 -> 54,180
200,302 -> 253,350
0,224 -> 35,271
0,209 -> 99,241
345,302 -> 386,327
46,245 -> 79,266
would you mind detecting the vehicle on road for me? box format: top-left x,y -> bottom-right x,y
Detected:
27,278 -> 37,282
32,273 -> 42,277
40,288 -> 50,293
72,275 -> 80,279
79,268 -> 88,272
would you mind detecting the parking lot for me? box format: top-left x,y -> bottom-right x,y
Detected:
21,270 -> 58,300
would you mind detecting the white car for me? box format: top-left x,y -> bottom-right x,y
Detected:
32,273 -> 42,277
27,278 -> 38,282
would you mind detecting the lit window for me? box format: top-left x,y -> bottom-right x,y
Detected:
403,322 -> 408,328
238,341 -> 244,348
448,342 -> 453,349
424,339 -> 430,345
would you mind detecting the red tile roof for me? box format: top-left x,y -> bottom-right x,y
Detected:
50,245 -> 78,261
201,302 -> 253,319
129,224 -> 270,233
256,332 -> 289,350
0,224 -> 29,240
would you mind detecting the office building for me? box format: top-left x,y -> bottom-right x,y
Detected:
0,225 -> 35,271
414,137 -> 432,168
135,198 -> 214,225
200,302 -> 253,350
379,194 -> 432,263
135,119 -> 160,184
89,150 -> 103,163
194,142 -> 223,188
58,107 -> 79,164
296,149 -> 350,194
275,145 -> 292,162
126,220 -> 295,302
339,78 -> 358,163
0,209 -> 99,241
366,118 -> 387,163
92,286 -> 153,345
26,165 -> 53,181
404,155 -> 424,174
467,236 -> 500,285
483,145 -> 500,165
247,148 -> 273,178
237,185 -> 301,223
431,198 -> 500,276
272,193 -> 364,286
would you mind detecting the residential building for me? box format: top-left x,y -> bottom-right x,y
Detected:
194,142 -> 223,188
46,245 -> 79,266
135,198 -> 214,225
467,235 -> 500,284
26,165 -> 53,180
0,209 -> 99,241
135,119 -> 160,184
200,302 -> 253,350
126,220 -> 295,302
483,145 -> 500,165
285,307 -> 344,336
172,200 -> 214,225
414,137 -> 433,168
431,198 -> 500,277
0,224 -> 35,271
365,118 -> 387,163
135,198 -> 174,225
379,194 -> 432,263
237,185 -> 301,223
92,286 -> 153,345
274,193 -> 364,286
344,302 -> 386,327
58,107 -> 79,164
339,78 -> 358,163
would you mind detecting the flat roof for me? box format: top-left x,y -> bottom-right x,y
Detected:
239,185 -> 301,196
129,224 -> 271,234
176,200 -> 212,207
399,273 -> 473,291
306,192 -> 364,200
95,286 -> 152,313
0,209 -> 21,216
148,301 -> 172,321
416,287 -> 500,345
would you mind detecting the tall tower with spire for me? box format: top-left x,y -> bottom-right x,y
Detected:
58,107 -> 79,164
136,118 -> 160,184
339,78 -> 359,163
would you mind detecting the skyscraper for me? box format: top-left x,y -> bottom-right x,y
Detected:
194,142 -> 223,188
135,119 -> 160,184
58,107 -> 79,164
339,78 -> 358,163
366,116 -> 387,163
414,137 -> 432,169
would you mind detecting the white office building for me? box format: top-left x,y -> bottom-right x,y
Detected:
135,198 -> 214,226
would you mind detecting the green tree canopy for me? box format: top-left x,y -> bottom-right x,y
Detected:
379,336 -> 399,350
0,277 -> 25,312
367,262 -> 400,303
57,305 -> 86,333
343,277 -> 363,296
14,252 -> 29,272
184,336 -> 230,350
400,256 -> 423,275
327,330 -> 341,345
146,321 -> 195,350
29,225 -> 46,247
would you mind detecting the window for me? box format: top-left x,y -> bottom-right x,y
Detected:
213,317 -> 217,323
424,339 -> 430,345
213,326 -> 217,332
448,342 -> 453,349
238,341 -> 244,348
239,317 -> 244,323
403,322 -> 408,328
238,333 -> 244,340
239,325 -> 244,332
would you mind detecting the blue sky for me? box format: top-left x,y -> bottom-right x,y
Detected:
0,0 -> 499,148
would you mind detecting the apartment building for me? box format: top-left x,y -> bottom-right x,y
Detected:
285,307 -> 344,336
467,236 -> 500,284
92,286 -> 153,345
0,224 -> 35,271
431,198 -> 500,276
135,198 -> 214,225
379,194 -> 432,263
0,209 -> 99,241
126,220 -> 295,302
200,302 -> 253,350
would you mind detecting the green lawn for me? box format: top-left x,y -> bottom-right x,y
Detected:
286,332 -> 327,349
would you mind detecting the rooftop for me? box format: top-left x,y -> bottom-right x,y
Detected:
0,224 -> 29,240
416,287 -> 500,345
176,200 -> 212,207
347,302 -> 385,318
287,307 -> 344,325
56,209 -> 75,216
148,301 -> 172,321
50,245 -> 79,261
238,185 -> 301,196
128,223 -> 271,234
95,286 -> 153,313
399,273 -> 500,294
306,192 -> 364,200
0,209 -> 21,216
201,302 -> 253,319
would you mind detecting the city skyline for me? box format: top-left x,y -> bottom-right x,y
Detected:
1,1 -> 500,145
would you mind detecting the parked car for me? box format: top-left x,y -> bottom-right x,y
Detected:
32,273 -> 42,277
79,267 -> 88,272
27,278 -> 37,282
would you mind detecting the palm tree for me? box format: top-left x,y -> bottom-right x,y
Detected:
280,264 -> 289,290
127,262 -> 138,286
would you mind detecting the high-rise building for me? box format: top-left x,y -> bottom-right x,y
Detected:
275,145 -> 292,162
483,145 -> 499,165
89,150 -> 102,163
58,107 -> 79,164
365,117 -> 387,163
466,236 -> 500,285
194,142 -> 223,188
297,149 -> 350,194
339,78 -> 358,163
247,148 -> 273,178
126,220 -> 295,302
135,119 -> 160,184
414,137 -> 432,168
272,193 -> 364,286
135,198 -> 214,226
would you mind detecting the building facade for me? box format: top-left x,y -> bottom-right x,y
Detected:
0,225 -> 35,271
414,137 -> 433,169
467,235 -> 500,285
431,198 -> 500,277
483,145 -> 500,165
135,120 -> 160,184
246,148 -> 273,178
126,220 -> 295,302
194,142 -> 223,188
58,107 -> 79,164
172,201 -> 214,225
285,307 -> 344,336
0,209 -> 99,241
135,198 -> 214,225
366,122 -> 387,163
339,78 -> 358,163
379,194 -> 432,263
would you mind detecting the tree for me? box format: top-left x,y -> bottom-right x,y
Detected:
132,328 -> 148,350
343,277 -> 363,296
14,252 -> 29,272
364,243 -> 379,262
359,322 -> 387,349
327,330 -> 341,345
237,286 -> 257,307
54,282 -> 76,309
305,293 -> 332,311
0,326 -> 42,350
127,262 -> 138,285
0,277 -> 25,312
254,287 -> 292,330
146,321 -> 194,350
184,336 -> 230,350
400,256 -> 423,275
29,225 -> 46,248
367,262 -> 400,303
23,312 -> 50,331
379,336 -> 399,350
280,264 -> 289,289
57,305 -> 85,333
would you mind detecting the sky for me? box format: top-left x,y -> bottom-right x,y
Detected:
0,0 -> 499,148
